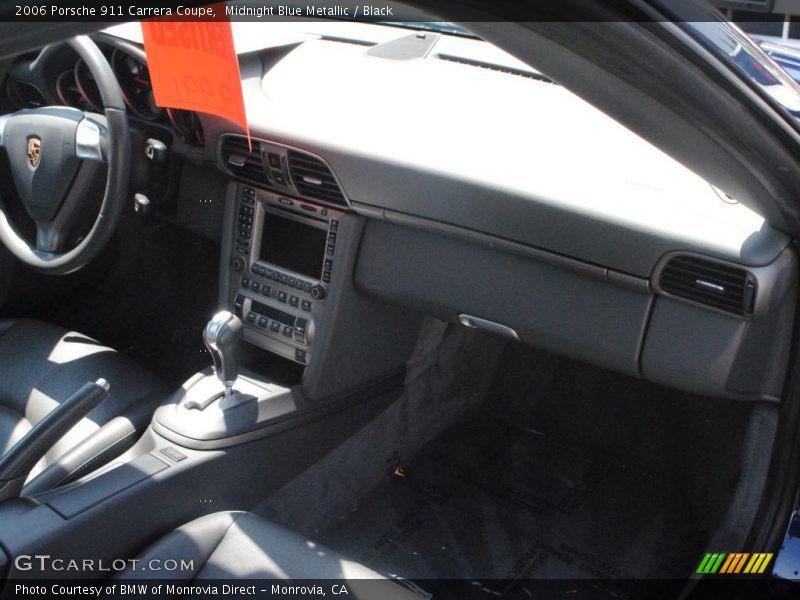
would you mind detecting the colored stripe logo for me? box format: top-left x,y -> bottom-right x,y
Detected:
696,552 -> 773,574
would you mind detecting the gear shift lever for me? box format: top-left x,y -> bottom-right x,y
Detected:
203,311 -> 243,397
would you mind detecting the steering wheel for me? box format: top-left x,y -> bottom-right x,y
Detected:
0,36 -> 129,274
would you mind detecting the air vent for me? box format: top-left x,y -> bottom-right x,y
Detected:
219,135 -> 269,187
660,255 -> 756,316
287,150 -> 347,207
6,79 -> 46,109
436,54 -> 553,84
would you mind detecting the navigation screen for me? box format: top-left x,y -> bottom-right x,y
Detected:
259,212 -> 326,279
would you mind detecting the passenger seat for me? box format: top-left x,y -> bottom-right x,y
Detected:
119,511 -> 421,598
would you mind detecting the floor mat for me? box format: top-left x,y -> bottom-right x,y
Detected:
255,319 -> 509,535
316,344 -> 751,594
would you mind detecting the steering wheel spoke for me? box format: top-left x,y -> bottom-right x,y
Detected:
75,115 -> 108,162
34,222 -> 61,254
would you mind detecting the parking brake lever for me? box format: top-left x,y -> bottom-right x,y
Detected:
0,379 -> 110,502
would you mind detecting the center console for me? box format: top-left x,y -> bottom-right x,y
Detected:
217,140 -> 422,401
226,184 -> 344,366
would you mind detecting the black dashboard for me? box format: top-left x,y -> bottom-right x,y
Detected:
1,25 -> 797,404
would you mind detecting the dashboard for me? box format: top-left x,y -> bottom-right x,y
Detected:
1,23 -> 797,404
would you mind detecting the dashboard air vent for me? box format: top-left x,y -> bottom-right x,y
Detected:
6,79 -> 46,108
287,150 -> 347,207
220,135 -> 269,187
436,54 -> 553,84
660,255 -> 755,317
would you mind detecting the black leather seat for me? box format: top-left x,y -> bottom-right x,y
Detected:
120,511 -> 420,599
0,319 -> 164,491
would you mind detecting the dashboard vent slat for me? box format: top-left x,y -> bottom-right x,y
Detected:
287,150 -> 347,207
659,255 -> 753,316
435,54 -> 554,84
220,136 -> 269,187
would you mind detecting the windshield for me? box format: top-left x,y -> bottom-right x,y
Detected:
685,19 -> 800,114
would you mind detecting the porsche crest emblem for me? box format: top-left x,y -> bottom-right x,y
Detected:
27,137 -> 41,168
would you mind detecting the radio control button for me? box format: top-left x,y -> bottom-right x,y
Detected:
301,300 -> 312,312
295,349 -> 307,364
277,291 -> 287,303
251,281 -> 260,292
289,295 -> 299,307
281,325 -> 293,338
258,316 -> 268,328
241,277 -> 250,287
246,312 -> 257,323
262,286 -> 272,297
310,284 -> 326,300
270,321 -> 281,333
233,294 -> 245,317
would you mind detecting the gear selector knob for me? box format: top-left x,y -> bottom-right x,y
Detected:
203,311 -> 243,397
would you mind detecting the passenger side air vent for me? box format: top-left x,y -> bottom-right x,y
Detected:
6,79 -> 46,109
220,135 -> 269,187
659,255 -> 756,317
287,150 -> 347,207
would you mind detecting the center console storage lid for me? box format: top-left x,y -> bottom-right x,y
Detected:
46,453 -> 169,519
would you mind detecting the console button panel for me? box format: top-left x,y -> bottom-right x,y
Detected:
227,184 -> 344,365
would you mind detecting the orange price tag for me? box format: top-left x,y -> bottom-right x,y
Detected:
140,18 -> 248,137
